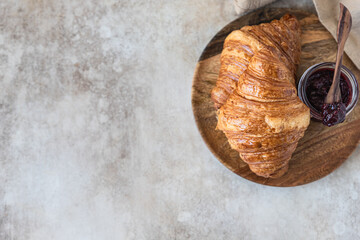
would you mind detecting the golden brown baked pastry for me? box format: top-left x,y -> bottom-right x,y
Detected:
212,14 -> 310,178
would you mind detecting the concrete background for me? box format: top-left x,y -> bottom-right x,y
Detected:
1,0 -> 359,239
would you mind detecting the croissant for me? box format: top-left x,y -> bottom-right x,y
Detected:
212,14 -> 310,178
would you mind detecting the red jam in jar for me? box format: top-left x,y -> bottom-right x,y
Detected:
305,68 -> 352,111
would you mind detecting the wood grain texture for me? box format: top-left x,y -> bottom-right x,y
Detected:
192,8 -> 360,187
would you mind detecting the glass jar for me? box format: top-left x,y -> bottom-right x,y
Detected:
298,62 -> 359,120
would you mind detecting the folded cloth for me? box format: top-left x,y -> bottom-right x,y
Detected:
313,0 -> 360,69
233,0 -> 360,69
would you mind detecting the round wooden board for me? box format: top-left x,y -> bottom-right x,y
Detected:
192,8 -> 360,187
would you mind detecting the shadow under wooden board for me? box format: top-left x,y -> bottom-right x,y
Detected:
191,8 -> 360,187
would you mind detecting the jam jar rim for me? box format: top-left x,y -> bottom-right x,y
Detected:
298,62 -> 359,120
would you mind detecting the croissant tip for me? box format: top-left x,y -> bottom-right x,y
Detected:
280,13 -> 299,23
250,164 -> 289,179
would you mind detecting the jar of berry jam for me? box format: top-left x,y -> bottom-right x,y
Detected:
298,62 -> 359,121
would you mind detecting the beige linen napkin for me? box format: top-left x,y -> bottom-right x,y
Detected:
313,0 -> 360,69
234,0 -> 360,69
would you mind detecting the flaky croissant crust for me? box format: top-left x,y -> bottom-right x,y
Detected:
212,14 -> 310,178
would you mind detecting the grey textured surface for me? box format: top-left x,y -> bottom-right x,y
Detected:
0,0 -> 359,239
